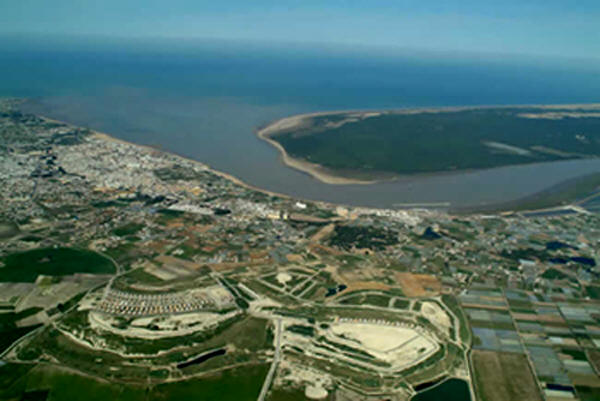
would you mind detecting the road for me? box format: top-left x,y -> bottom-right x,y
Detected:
0,277 -> 109,360
1,255 -> 123,361
257,318 -> 282,401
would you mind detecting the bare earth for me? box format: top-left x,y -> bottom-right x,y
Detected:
328,321 -> 438,367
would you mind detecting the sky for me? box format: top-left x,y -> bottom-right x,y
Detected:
1,0 -> 599,60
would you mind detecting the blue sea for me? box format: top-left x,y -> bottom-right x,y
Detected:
2,35 -> 600,208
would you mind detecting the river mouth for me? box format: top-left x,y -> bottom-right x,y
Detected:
22,95 -> 600,211
7,39 -> 599,212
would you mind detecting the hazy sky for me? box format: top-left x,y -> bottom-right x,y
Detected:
2,0 -> 599,59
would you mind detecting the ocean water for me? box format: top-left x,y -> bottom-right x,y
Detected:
2,36 -> 600,208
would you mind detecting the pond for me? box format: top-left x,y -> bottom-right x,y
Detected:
176,348 -> 226,369
411,378 -> 471,401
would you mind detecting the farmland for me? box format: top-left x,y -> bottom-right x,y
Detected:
472,350 -> 543,401
0,247 -> 116,282
0,362 -> 268,401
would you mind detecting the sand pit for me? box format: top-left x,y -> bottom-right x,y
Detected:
276,272 -> 292,285
305,384 -> 328,399
331,322 -> 417,352
328,321 -> 438,367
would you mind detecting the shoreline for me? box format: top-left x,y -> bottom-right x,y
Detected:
85,128 -> 600,215
255,113 -> 377,185
28,103 -> 600,216
38,115 -> 293,202
256,103 -> 600,186
450,172 -> 600,215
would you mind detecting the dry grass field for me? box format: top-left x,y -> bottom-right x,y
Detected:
394,273 -> 441,297
472,350 -> 542,401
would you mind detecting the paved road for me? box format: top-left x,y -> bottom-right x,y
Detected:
257,318 -> 282,401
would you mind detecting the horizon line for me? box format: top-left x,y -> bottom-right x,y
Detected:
1,31 -> 600,65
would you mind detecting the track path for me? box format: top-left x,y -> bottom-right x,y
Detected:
257,318 -> 282,401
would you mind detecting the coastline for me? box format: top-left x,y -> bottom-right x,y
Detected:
30,104 -> 600,215
256,103 -> 600,186
84,127 -> 600,215
450,172 -> 600,214
38,116 -> 292,201
255,112 -> 378,185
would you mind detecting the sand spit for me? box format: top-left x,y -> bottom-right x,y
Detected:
256,103 -> 600,185
256,112 -> 378,185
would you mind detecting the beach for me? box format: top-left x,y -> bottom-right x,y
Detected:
256,112 -> 378,185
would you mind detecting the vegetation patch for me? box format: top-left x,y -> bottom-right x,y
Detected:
153,363 -> 269,401
541,268 -> 570,280
286,324 -> 315,337
0,247 -> 115,282
0,307 -> 44,352
0,362 -> 267,401
0,221 -> 19,239
442,294 -> 471,344
112,223 -> 144,237
329,225 -> 398,251
270,108 -> 600,176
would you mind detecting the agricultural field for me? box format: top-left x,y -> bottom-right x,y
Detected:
0,307 -> 43,353
0,362 -> 268,401
151,363 -> 269,401
462,286 -> 600,400
472,350 -> 543,401
0,247 -> 115,282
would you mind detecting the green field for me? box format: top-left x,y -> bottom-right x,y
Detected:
0,247 -> 116,282
0,363 -> 268,401
153,364 -> 268,401
271,107 -> 600,177
442,294 -> 471,345
112,223 -> 144,237
0,221 -> 19,239
0,307 -> 43,352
